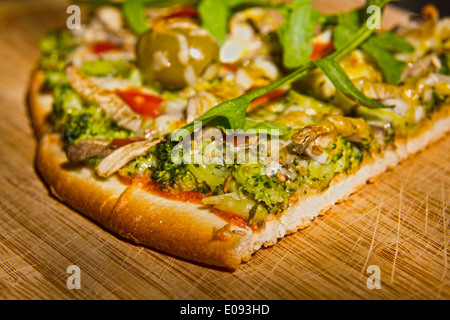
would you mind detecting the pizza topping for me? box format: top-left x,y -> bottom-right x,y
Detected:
96,6 -> 125,34
39,30 -> 77,90
65,139 -> 114,163
310,38 -> 335,62
203,193 -> 258,220
116,88 -> 164,119
65,65 -> 142,132
186,91 -> 219,123
401,53 -> 442,81
220,8 -> 284,64
52,86 -> 132,146
136,19 -> 220,90
290,114 -> 373,162
80,59 -> 140,80
91,42 -> 123,55
96,138 -> 164,178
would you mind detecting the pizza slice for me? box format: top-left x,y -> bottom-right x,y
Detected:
29,0 -> 450,269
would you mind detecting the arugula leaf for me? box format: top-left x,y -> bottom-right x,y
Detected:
198,0 -> 230,44
226,0 -> 279,8
361,39 -> 408,85
197,0 -> 282,45
122,0 -> 151,35
332,6 -> 413,85
174,93 -> 292,139
362,31 -> 414,85
278,0 -> 317,69
314,58 -> 388,109
368,32 -> 414,53
177,96 -> 250,137
332,10 -> 360,51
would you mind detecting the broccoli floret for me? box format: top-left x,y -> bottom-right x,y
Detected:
290,137 -> 364,194
119,155 -> 157,177
63,107 -> 131,145
148,142 -> 292,212
52,86 -> 83,130
150,140 -> 204,192
232,164 -> 290,214
52,86 -> 131,146
39,31 -> 77,89
40,30 -> 75,55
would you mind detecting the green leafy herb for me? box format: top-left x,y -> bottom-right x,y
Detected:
362,32 -> 414,84
277,0 -> 318,69
332,10 -> 360,51
361,38 -> 408,85
332,2 -> 413,85
197,0 -> 282,44
314,58 -> 388,109
179,96 -> 251,135
122,0 -> 150,34
198,0 -> 230,44
367,32 -> 414,53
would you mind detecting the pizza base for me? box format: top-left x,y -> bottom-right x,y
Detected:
28,71 -> 450,269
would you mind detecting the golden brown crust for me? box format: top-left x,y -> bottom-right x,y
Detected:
27,70 -> 53,139
36,133 -> 247,269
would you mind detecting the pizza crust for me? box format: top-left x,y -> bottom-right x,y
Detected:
28,71 -> 450,269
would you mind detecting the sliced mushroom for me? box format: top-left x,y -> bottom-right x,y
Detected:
401,54 -> 441,81
65,65 -> 142,132
291,122 -> 334,156
96,6 -> 124,34
357,80 -> 402,100
290,115 -> 373,162
220,8 -> 283,64
96,138 -> 164,178
66,139 -> 114,163
419,72 -> 450,86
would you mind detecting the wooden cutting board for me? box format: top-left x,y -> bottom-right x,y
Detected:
0,0 -> 448,300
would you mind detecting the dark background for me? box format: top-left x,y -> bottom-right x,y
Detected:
395,0 -> 450,16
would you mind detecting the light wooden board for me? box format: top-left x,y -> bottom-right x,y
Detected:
0,0 -> 448,300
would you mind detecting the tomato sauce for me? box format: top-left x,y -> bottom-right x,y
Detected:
213,209 -> 262,232
118,176 -> 210,205
117,176 -> 262,231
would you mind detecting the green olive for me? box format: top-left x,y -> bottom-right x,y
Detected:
136,20 -> 220,90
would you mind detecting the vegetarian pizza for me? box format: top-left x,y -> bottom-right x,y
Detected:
29,0 -> 450,269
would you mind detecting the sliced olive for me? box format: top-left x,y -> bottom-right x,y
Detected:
136,20 -> 220,90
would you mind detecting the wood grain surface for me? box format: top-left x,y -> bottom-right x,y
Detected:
0,0 -> 448,300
